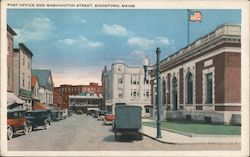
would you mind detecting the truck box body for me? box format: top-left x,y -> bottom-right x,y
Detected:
115,105 -> 142,130
113,105 -> 143,140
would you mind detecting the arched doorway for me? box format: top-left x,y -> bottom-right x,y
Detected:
172,76 -> 178,111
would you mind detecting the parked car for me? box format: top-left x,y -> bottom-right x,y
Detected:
7,109 -> 30,140
51,111 -> 61,121
97,110 -> 107,121
103,114 -> 115,125
113,105 -> 143,140
26,110 -> 51,130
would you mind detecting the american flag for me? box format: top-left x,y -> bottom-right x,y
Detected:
189,11 -> 202,22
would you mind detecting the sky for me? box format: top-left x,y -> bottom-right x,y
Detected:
7,9 -> 241,86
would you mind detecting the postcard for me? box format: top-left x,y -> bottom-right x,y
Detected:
1,0 -> 249,156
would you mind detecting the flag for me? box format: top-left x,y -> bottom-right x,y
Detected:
189,11 -> 202,22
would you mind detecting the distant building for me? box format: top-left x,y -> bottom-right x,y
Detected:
102,62 -> 152,117
150,24 -> 241,125
53,89 -> 64,110
31,76 -> 41,106
69,92 -> 103,113
7,25 -> 17,92
32,69 -> 54,110
13,43 -> 33,110
53,83 -> 102,109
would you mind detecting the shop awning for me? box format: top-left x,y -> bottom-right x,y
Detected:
7,92 -> 25,106
33,103 -> 48,110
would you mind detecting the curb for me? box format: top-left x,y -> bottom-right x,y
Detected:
142,133 -> 176,144
142,132 -> 241,145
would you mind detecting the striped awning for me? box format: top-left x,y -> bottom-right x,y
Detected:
7,92 -> 25,105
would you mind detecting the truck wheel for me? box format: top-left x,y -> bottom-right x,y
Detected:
139,133 -> 143,140
7,126 -> 13,140
114,132 -> 119,141
137,133 -> 143,140
44,121 -> 50,130
23,125 -> 29,135
28,125 -> 33,132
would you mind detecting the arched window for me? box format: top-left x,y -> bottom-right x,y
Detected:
162,80 -> 166,104
172,76 -> 178,111
186,72 -> 193,104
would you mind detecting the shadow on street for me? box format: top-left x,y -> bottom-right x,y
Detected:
103,134 -> 137,143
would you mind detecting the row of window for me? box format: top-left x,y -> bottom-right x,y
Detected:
117,89 -> 150,99
59,87 -> 102,93
160,72 -> 213,105
117,75 -> 150,85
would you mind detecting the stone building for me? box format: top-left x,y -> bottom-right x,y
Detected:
102,61 -> 152,117
13,43 -> 33,110
150,24 -> 241,125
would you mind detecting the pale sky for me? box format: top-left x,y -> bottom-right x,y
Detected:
7,9 -> 241,86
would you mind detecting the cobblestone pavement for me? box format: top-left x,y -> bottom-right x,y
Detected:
8,115 -> 240,151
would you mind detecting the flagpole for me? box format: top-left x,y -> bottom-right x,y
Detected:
187,9 -> 190,45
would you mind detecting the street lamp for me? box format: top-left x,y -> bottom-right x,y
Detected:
143,47 -> 162,138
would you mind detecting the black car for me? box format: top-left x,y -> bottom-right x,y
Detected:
26,110 -> 51,130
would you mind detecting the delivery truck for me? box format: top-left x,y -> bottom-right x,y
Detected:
113,105 -> 143,140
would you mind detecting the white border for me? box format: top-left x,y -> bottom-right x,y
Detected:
1,0 -> 249,156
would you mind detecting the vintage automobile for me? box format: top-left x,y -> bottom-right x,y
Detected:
97,110 -> 107,121
113,105 -> 143,140
103,114 -> 115,125
26,110 -> 51,130
7,109 -> 30,140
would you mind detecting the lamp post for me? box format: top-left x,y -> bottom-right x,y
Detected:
143,47 -> 162,138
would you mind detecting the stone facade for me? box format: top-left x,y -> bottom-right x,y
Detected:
150,24 -> 241,125
103,62 -> 152,117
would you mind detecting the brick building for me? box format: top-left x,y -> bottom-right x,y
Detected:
7,25 -> 17,92
150,24 -> 241,125
53,83 -> 102,109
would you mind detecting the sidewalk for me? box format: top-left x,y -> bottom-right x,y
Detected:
142,125 -> 241,144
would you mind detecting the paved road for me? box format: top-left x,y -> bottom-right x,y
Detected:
8,115 -> 240,151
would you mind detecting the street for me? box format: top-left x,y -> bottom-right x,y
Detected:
8,115 -> 240,151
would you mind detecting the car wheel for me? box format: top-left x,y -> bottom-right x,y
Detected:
44,121 -> 50,130
23,124 -> 29,135
7,126 -> 13,140
28,125 -> 33,132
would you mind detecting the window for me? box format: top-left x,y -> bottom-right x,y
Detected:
22,73 -> 25,88
206,73 -> 213,104
28,60 -> 30,69
162,80 -> 166,104
23,54 -> 25,65
118,75 -> 123,84
118,89 -> 123,98
146,108 -> 150,113
186,72 -> 193,104
145,89 -> 150,98
131,75 -> 138,85
144,79 -> 149,84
